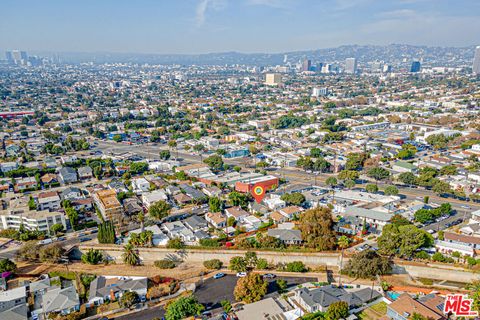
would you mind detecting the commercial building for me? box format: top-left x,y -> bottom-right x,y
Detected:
302,58 -> 311,72
345,58 -> 357,74
410,61 -> 421,72
93,189 -> 123,225
473,45 -> 480,75
265,73 -> 282,86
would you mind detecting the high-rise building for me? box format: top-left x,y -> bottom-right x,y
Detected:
473,46 -> 480,75
283,54 -> 288,64
5,51 -> 14,64
345,58 -> 357,74
302,58 -> 311,72
410,61 -> 421,73
265,73 -> 282,86
312,87 -> 329,97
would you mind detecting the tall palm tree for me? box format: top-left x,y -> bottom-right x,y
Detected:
137,212 -> 145,232
122,244 -> 140,266
168,139 -> 177,160
337,235 -> 350,286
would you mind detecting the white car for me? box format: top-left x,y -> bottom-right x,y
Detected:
236,272 -> 247,277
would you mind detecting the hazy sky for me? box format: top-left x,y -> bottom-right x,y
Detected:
1,0 -> 479,54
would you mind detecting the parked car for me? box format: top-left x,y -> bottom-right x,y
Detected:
213,273 -> 225,279
262,273 -> 276,279
79,237 -> 91,242
236,272 -> 247,277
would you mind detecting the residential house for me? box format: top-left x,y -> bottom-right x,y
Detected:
141,190 -> 168,209
179,184 -> 206,202
132,177 -> 150,194
387,293 -> 445,320
60,187 -> 83,201
225,206 -> 249,223
392,161 -> 417,174
343,206 -> 393,232
435,232 -> 480,257
173,193 -> 192,205
0,162 -> 18,173
205,211 -> 226,228
295,286 -> 381,313
41,173 -> 59,186
183,215 -> 209,231
128,225 -> 169,246
268,228 -> 302,245
88,276 -> 148,306
37,191 -> 61,211
33,286 -> 80,317
264,195 -> 286,210
279,206 -> 304,220
58,167 -> 78,184
123,198 -> 142,216
77,166 -> 93,180
14,177 -> 37,192
108,179 -> 128,193
70,198 -> 93,211
0,286 -> 28,320
162,221 -> 196,244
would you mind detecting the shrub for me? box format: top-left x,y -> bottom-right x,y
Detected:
203,259 -> 223,270
154,259 -> 176,269
255,258 -> 269,270
166,237 -> 185,249
199,238 -> 220,247
284,261 -> 307,273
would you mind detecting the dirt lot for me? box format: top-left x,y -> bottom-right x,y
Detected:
16,261 -> 205,280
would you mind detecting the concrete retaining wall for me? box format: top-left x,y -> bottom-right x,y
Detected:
80,245 -> 480,283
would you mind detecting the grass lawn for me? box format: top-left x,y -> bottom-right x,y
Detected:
357,302 -> 388,320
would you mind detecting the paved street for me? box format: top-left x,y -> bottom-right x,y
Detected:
113,274 -> 316,320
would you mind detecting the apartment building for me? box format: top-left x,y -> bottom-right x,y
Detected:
93,189 -> 123,225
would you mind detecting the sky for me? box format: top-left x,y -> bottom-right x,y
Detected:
1,0 -> 479,54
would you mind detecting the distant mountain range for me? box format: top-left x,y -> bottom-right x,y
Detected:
38,44 -> 477,66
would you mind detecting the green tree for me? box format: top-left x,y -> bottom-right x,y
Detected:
384,185 -> 399,196
432,180 -> 452,195
298,207 -> 336,251
280,193 -> 306,206
397,172 -> 416,185
0,258 -> 16,273
326,301 -> 349,320
203,155 -> 224,171
39,243 -> 65,263
229,256 -> 247,272
122,244 -> 140,266
165,295 -> 204,320
81,249 -> 103,265
208,197 -> 223,213
149,200 -> 171,220
234,273 -> 268,303
325,177 -> 338,188
120,291 -> 139,309
97,221 -> 116,244
344,179 -> 355,189
159,150 -> 171,160
367,167 -> 390,184
342,250 -> 391,279
276,279 -> 288,293
50,223 -> 64,235
154,259 -> 176,269
284,261 -> 307,272
228,191 -> 249,208
366,184 -> 379,193
338,170 -> 360,181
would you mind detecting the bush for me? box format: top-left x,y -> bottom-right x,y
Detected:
166,237 -> 185,249
415,251 -> 430,260
199,238 -> 220,247
154,259 -> 176,269
255,258 -> 269,270
203,259 -> 223,270
284,261 -> 307,273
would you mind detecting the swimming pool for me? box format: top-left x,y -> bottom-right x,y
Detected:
387,291 -> 401,300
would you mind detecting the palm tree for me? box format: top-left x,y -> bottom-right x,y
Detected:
122,244 -> 140,266
168,139 -> 177,160
137,212 -> 145,232
337,235 -> 350,286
